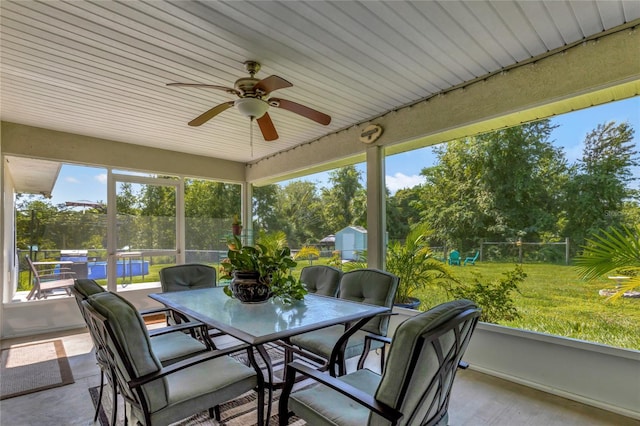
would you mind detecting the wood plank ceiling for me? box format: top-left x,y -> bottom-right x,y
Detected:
1,1 -> 639,164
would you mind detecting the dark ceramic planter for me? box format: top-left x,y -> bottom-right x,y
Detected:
230,271 -> 271,303
394,297 -> 421,310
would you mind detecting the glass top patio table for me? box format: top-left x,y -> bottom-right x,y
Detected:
149,287 -> 390,345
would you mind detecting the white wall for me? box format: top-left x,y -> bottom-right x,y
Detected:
1,284 -> 164,338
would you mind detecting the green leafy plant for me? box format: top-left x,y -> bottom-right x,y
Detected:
445,264 -> 525,323
574,225 -> 640,300
386,224 -> 458,305
221,234 -> 307,303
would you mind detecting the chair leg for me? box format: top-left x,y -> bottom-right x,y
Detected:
110,380 -> 118,426
380,345 -> 386,373
210,406 -> 221,420
256,386 -> 265,426
357,337 -> 373,370
94,370 -> 105,422
278,368 -> 296,426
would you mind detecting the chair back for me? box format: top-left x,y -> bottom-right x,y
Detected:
74,278 -> 106,298
71,279 -> 106,328
300,265 -> 342,296
373,299 -> 480,426
83,292 -> 168,415
449,250 -> 460,263
159,264 -> 216,292
338,269 -> 399,336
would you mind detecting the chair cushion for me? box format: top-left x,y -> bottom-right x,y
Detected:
160,264 -> 216,292
290,325 -> 385,361
74,279 -> 105,298
375,299 -> 478,419
289,368 -> 381,426
146,354 -> 258,425
150,332 -> 207,364
301,266 -> 342,296
339,269 -> 399,335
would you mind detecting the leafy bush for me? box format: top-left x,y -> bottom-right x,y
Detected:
445,264 -> 526,323
386,224 -> 457,304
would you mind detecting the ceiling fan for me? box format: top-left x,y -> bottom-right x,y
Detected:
167,61 -> 331,141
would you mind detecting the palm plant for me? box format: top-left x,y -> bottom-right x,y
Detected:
574,225 -> 640,300
386,224 -> 457,305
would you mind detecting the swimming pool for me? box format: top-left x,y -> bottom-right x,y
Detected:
87,260 -> 149,280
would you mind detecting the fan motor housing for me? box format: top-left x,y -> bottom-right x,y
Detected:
235,78 -> 261,96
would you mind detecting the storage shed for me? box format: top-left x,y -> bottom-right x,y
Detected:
335,226 -> 367,261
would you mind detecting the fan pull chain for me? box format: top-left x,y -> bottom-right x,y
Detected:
249,117 -> 254,157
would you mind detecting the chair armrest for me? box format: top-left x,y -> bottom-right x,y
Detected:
147,321 -> 208,337
128,343 -> 251,389
285,361 -> 403,423
139,306 -> 172,316
364,333 -> 392,345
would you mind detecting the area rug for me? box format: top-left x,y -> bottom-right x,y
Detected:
89,345 -> 307,425
89,386 -> 305,426
0,339 -> 75,400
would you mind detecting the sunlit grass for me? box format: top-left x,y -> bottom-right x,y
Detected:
412,262 -> 640,350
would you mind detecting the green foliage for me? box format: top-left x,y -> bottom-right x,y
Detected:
321,166 -> 366,231
386,224 -> 457,303
220,235 -> 307,303
445,265 -> 526,323
418,120 -> 567,250
561,122 -> 638,250
386,186 -> 422,240
574,225 -> 640,300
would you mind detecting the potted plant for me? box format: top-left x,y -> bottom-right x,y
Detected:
386,224 -> 457,309
220,234 -> 307,304
231,214 -> 242,236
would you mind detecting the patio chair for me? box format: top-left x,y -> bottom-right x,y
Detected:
448,250 -> 461,266
72,279 -> 215,424
158,263 -> 238,346
25,255 -> 75,300
279,299 -> 481,426
300,265 -> 343,296
464,251 -> 479,266
82,290 -> 264,426
288,269 -> 399,376
159,264 -> 217,325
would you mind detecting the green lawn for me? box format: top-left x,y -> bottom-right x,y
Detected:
410,262 -> 640,351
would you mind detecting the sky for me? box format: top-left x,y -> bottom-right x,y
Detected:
48,96 -> 639,206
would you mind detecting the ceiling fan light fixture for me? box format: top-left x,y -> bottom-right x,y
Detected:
234,97 -> 269,119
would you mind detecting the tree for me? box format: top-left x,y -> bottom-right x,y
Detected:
274,181 -> 326,248
562,121 -> 638,249
321,166 -> 366,232
184,179 -> 240,250
253,184 -> 280,233
419,120 -> 567,251
387,186 -> 424,241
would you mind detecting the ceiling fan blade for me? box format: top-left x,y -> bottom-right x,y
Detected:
167,83 -> 239,95
188,101 -> 235,126
256,113 -> 279,141
253,76 -> 292,96
268,98 -> 331,125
